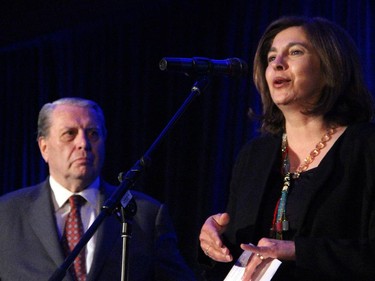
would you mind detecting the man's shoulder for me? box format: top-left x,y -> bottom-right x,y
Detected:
0,181 -> 49,223
0,181 -> 47,205
131,190 -> 161,205
101,181 -> 162,208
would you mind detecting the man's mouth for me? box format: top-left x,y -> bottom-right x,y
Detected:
74,157 -> 93,165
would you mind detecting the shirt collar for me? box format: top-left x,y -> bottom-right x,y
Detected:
49,176 -> 100,211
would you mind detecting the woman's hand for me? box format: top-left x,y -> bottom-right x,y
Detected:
199,213 -> 233,262
240,238 -> 296,281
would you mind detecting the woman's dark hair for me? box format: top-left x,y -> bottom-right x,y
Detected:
253,16 -> 374,134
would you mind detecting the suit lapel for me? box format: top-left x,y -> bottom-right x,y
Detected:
27,181 -> 67,270
87,182 -> 122,280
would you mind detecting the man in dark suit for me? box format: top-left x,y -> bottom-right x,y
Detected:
0,97 -> 196,281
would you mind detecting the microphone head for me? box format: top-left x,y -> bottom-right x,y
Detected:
159,57 -> 249,78
224,58 -> 249,78
159,58 -> 169,71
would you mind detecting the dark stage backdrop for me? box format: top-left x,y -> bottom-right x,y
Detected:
1,0 -> 374,278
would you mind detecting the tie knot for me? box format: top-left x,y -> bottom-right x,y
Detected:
69,195 -> 86,210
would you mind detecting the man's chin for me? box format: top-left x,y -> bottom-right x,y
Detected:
75,170 -> 97,183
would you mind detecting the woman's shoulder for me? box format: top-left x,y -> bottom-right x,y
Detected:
345,122 -> 375,139
339,123 -> 375,152
240,132 -> 281,153
234,133 -> 281,168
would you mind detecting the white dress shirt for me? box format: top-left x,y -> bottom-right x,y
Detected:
49,176 -> 100,274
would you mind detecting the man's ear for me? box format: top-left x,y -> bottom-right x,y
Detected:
38,137 -> 48,163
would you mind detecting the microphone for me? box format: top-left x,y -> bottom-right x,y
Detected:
159,57 -> 249,78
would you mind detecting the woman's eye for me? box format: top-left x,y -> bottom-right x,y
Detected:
290,50 -> 303,55
267,56 -> 276,63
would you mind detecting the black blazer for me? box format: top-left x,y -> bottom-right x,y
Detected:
215,123 -> 375,280
0,179 -> 196,281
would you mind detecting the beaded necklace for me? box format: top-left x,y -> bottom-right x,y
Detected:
270,127 -> 336,240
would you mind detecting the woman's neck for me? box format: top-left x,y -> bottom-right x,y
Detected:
284,115 -> 326,146
282,115 -> 345,173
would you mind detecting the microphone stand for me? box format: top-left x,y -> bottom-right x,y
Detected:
48,75 -> 210,281
117,196 -> 137,281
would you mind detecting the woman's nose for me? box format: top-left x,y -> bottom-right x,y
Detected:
271,55 -> 286,70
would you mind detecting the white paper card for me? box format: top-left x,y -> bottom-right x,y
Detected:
224,250 -> 281,281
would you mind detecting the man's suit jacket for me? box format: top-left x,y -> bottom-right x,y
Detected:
0,179 -> 196,281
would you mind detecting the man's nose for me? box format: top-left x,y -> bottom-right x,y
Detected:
76,131 -> 92,150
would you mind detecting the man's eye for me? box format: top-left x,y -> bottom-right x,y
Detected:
88,129 -> 100,140
61,130 -> 77,141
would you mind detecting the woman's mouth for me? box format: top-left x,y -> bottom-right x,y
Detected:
273,78 -> 291,88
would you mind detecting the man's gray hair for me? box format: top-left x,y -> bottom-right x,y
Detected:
37,97 -> 107,139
